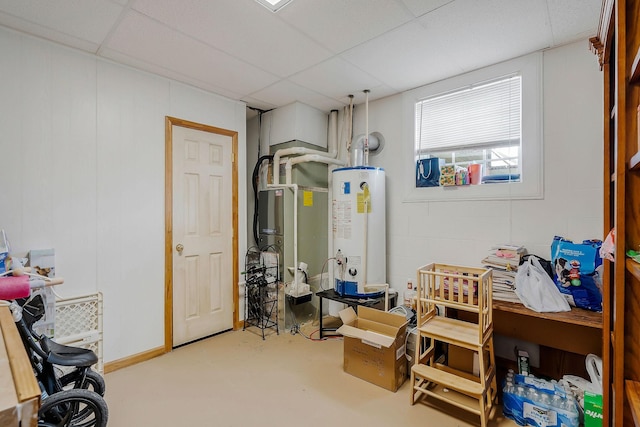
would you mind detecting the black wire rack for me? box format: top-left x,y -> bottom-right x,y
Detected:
242,247 -> 279,340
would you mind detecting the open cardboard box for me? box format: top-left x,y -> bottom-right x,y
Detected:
337,306 -> 409,392
448,345 -> 479,377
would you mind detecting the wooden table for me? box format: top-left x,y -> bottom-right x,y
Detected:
452,295 -> 602,378
489,300 -> 602,379
0,306 -> 40,427
492,299 -> 602,356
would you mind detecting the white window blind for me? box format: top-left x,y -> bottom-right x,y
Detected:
415,74 -> 522,153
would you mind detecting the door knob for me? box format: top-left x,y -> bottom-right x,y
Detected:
176,244 -> 184,254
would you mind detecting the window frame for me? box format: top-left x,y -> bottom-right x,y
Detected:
402,52 -> 543,202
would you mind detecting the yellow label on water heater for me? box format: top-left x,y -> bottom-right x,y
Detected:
357,187 -> 371,213
303,190 -> 313,207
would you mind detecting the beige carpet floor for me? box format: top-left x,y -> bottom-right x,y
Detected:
105,325 -> 515,427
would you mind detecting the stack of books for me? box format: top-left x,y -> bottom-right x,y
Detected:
482,244 -> 526,303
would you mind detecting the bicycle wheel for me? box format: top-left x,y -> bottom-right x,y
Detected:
57,370 -> 106,423
59,369 -> 106,396
39,389 -> 108,427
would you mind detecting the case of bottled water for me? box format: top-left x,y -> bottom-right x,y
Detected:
502,372 -> 580,427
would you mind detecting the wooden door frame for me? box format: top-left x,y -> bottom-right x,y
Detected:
164,116 -> 240,353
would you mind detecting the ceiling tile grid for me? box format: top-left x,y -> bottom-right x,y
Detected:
0,0 -> 602,113
103,10 -> 281,97
415,0 -> 554,74
0,0 -> 124,47
399,0 -> 455,18
277,0 -> 414,54
339,21 -> 466,93
131,0 -> 334,78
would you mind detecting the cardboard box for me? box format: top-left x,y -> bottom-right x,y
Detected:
406,328 -> 417,370
337,306 -> 409,392
584,391 -> 603,427
448,345 -> 479,377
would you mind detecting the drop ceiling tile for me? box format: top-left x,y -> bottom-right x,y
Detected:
132,0 -> 332,78
277,0 -> 413,53
130,0 -> 187,23
248,80 -> 344,113
417,0 -> 552,73
102,11 -> 280,97
99,47 -> 245,102
0,0 -> 603,114
546,0 -> 600,44
399,0 -> 454,17
341,21 -> 465,92
288,56 -> 383,101
0,11 -> 100,52
0,0 -> 123,45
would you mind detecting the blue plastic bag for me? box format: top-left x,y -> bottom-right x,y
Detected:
550,236 -> 603,312
415,158 -> 443,187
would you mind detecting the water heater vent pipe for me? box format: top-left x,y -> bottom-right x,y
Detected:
345,95 -> 354,165
364,89 -> 370,166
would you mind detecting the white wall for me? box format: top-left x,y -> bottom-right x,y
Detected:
351,40 -> 603,294
0,27 -> 247,363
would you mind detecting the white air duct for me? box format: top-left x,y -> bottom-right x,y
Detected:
272,109 -> 339,185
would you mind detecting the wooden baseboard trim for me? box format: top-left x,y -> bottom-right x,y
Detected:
103,346 -> 166,374
104,323 -> 244,374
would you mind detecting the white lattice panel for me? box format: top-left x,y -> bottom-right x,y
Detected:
54,292 -> 103,374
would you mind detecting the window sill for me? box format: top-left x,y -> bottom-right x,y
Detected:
403,180 -> 543,202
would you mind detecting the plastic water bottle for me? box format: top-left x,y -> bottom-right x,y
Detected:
538,392 -> 551,407
506,372 -> 514,384
502,377 -> 516,419
510,385 -> 528,425
503,376 -> 514,392
563,397 -> 580,427
551,394 -> 564,410
525,385 -> 539,402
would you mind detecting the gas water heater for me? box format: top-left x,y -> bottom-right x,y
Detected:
332,166 -> 386,297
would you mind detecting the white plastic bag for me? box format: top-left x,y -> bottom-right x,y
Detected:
515,256 -> 571,312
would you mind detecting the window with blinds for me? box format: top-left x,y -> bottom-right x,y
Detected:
403,51 -> 542,202
415,74 -> 522,182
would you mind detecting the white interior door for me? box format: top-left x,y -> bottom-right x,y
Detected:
172,125 -> 234,347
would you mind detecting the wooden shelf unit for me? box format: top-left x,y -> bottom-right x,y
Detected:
493,299 -> 602,329
631,47 -> 640,84
592,0 -> 640,425
631,151 -> 640,170
627,258 -> 640,282
627,380 -> 640,426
